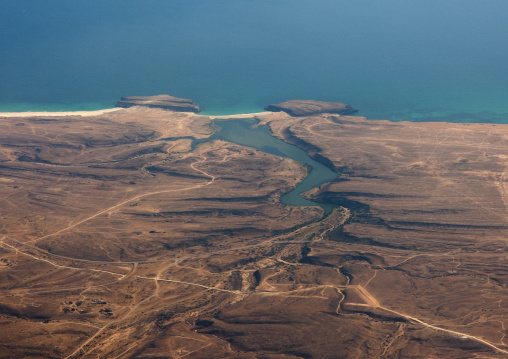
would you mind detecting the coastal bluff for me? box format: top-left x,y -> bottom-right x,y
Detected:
115,94 -> 200,113
265,99 -> 357,116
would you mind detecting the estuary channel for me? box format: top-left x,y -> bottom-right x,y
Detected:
195,118 -> 338,215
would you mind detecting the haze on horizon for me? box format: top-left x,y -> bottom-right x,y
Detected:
1,0 -> 508,119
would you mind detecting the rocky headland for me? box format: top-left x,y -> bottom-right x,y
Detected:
265,99 -> 357,116
115,94 -> 200,113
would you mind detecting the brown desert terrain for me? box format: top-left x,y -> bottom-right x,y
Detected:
0,100 -> 507,358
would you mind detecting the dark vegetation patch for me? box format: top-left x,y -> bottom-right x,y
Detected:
195,319 -> 214,328
338,266 -> 353,283
144,166 -> 208,179
253,270 -> 261,285
158,237 -> 210,251
298,244 -> 334,267
17,154 -> 58,165
0,303 -> 51,321
337,253 -> 373,264
337,309 -> 408,323
49,143 -> 82,149
299,256 -> 334,267
228,271 -> 243,290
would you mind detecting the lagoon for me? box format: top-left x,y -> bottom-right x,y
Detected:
198,119 -> 338,214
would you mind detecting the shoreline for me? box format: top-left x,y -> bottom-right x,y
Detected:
0,108 -> 121,118
0,108 -> 273,119
206,111 -> 271,119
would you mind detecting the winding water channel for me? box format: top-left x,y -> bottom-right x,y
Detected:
197,119 -> 338,215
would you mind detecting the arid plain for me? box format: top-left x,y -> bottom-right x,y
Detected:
1,102 -> 508,358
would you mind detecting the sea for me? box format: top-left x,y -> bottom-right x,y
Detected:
1,0 -> 508,123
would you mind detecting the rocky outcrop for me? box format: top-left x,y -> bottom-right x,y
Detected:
265,100 -> 357,117
116,95 -> 200,113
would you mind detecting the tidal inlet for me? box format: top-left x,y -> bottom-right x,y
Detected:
1,1 -> 508,358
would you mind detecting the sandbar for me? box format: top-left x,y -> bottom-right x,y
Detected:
0,108 -> 121,118
206,111 -> 272,119
0,109 -> 272,119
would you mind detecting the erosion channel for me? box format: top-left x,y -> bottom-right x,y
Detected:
195,118 -> 338,215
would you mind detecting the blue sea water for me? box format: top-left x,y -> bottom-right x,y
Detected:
1,0 -> 508,122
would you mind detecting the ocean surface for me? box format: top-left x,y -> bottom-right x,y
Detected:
1,0 -> 508,122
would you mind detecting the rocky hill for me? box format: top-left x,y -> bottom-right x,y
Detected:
116,94 -> 200,113
265,99 -> 357,116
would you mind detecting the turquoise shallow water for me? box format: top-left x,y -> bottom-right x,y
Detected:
1,0 -> 508,123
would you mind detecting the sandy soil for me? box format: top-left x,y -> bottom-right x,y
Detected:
0,108 -> 121,118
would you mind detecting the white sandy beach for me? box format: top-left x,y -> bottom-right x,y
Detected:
207,111 -> 272,119
0,108 -> 273,119
0,108 -> 121,118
